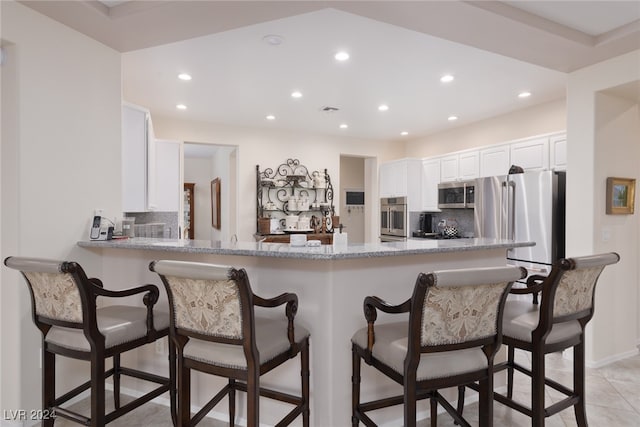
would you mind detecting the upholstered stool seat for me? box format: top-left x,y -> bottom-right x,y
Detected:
352,322 -> 488,381
46,306 -> 170,352
502,299 -> 582,345
184,317 -> 309,369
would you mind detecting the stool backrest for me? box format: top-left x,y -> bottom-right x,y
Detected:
547,252 -> 620,322
150,260 -> 248,341
413,266 -> 526,351
4,257 -> 84,325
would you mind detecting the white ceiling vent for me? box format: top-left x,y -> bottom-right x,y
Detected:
320,106 -> 340,113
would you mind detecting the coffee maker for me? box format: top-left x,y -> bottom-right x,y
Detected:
419,213 -> 434,236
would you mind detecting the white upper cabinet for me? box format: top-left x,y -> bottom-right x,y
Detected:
550,133 -> 567,171
122,104 -> 150,212
440,155 -> 459,182
421,158 -> 441,211
480,144 -> 511,177
510,136 -> 549,171
379,158 -> 422,210
154,139 -> 182,212
122,104 -> 182,213
458,151 -> 479,180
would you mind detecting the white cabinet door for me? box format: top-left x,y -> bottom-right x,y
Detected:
550,133 -> 567,171
458,151 -> 479,180
421,158 -> 441,211
379,159 -> 421,208
154,140 -> 182,211
510,137 -> 549,171
480,144 -> 510,177
122,105 -> 148,212
440,155 -> 459,182
379,162 -> 397,198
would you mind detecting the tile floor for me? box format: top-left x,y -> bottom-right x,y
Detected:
48,350 -> 640,426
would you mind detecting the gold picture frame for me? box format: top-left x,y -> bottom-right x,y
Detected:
606,177 -> 635,215
211,178 -> 221,229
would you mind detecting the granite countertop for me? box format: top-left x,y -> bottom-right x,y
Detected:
78,238 -> 534,260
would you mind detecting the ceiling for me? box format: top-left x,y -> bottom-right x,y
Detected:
18,1 -> 640,141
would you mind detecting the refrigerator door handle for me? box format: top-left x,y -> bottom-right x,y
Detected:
508,181 -> 516,240
501,181 -> 508,239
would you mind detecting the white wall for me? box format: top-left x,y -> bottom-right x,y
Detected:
404,98 -> 566,158
152,116 -> 400,242
566,49 -> 640,364
1,0 -> 121,415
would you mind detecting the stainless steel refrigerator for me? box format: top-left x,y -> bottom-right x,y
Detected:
474,170 -> 565,277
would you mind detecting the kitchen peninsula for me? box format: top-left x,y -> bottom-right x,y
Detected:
78,238 -> 532,426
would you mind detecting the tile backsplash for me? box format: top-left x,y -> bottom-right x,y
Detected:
409,209 -> 475,237
123,211 -> 179,238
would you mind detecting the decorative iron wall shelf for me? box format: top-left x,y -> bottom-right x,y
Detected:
256,159 -> 335,234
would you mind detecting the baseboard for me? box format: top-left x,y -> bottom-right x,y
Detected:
585,347 -> 640,369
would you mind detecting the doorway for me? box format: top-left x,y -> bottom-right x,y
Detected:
183,143 -> 238,242
339,155 -> 377,243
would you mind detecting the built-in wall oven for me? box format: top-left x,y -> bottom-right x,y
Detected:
380,197 -> 407,242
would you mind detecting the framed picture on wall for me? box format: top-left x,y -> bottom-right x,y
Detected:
211,178 -> 221,229
606,177 -> 635,215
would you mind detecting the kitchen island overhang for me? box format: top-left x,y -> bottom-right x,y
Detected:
78,238 -> 533,427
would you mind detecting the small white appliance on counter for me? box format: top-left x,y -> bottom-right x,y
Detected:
89,214 -> 113,241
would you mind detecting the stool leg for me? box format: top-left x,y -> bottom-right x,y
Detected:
113,354 -> 121,410
168,338 -> 177,426
531,350 -> 545,427
430,394 -> 438,427
351,345 -> 361,427
403,377 -> 417,427
301,338 -> 310,427
42,348 -> 55,427
90,351 -> 106,427
573,341 -> 588,427
229,379 -> 235,427
246,366 -> 259,427
478,373 -> 494,427
507,346 -> 515,399
178,359 -> 190,427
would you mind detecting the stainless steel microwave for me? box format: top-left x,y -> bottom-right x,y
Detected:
438,181 -> 475,209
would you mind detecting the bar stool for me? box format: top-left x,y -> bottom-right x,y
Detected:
150,260 -> 310,427
351,265 -> 526,427
3,256 -> 174,427
459,252 -> 620,426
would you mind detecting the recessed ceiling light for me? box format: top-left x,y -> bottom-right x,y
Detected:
176,104 -> 187,110
335,51 -> 350,61
178,73 -> 192,81
263,34 -> 284,46
448,115 -> 458,121
266,115 -> 276,120
400,131 -> 409,136
378,104 -> 389,112
291,91 -> 303,98
440,74 -> 454,83
518,91 -> 532,98
339,124 -> 348,129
